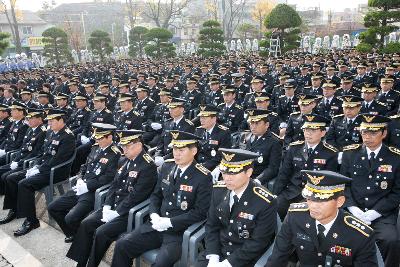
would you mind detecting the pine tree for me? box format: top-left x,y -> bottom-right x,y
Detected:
198,20 -> 225,58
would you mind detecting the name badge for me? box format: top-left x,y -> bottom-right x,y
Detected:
330,245 -> 352,256
314,159 -> 326,164
179,184 -> 193,192
100,158 -> 108,164
238,212 -> 254,220
129,171 -> 138,178
378,165 -> 392,172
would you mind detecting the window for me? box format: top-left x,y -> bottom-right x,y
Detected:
22,26 -> 33,35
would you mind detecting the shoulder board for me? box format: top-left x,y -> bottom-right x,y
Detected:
133,111 -> 140,116
40,125 -> 47,132
333,114 -> 345,118
279,95 -> 286,98
217,103 -> 224,107
271,132 -> 282,140
288,202 -> 309,212
148,98 -> 155,102
323,142 -> 338,152
218,124 -> 228,130
117,110 -> 123,113
111,145 -> 121,154
389,146 -> 400,155
195,163 -> 210,175
343,144 -> 361,151
253,186 -> 276,203
143,153 -> 154,163
354,87 -> 362,91
85,107 -> 91,111
394,90 -> 400,94
290,111 -> 300,116
105,109 -> 111,113
65,128 -> 73,135
270,112 -> 278,116
165,158 -> 175,163
235,104 -> 242,109
196,126 -> 203,129
389,114 -> 400,119
213,181 -> 227,188
289,140 -> 305,146
185,119 -> 194,126
344,215 -> 373,237
245,92 -> 252,95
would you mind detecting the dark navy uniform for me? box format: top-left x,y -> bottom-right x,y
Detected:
135,97 -> 156,121
0,117 -> 11,143
69,107 -> 91,136
276,95 -> 300,123
341,144 -> 400,266
273,141 -> 338,218
67,151 -> 157,267
335,87 -> 362,97
82,108 -> 114,138
115,109 -> 142,130
217,102 -> 244,132
244,131 -> 282,185
182,89 -> 202,119
48,144 -> 120,237
111,160 -> 212,267
196,181 -> 277,267
387,114 -> 400,148
283,112 -> 305,146
315,97 -> 343,118
325,115 -> 362,150
205,90 -> 224,107
196,124 -> 232,171
376,89 -> 400,116
266,204 -> 377,267
360,100 -> 387,116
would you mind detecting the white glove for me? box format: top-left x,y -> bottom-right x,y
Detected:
10,161 -> 18,170
26,166 -> 39,178
0,149 -> 5,157
101,209 -> 119,222
151,122 -> 162,130
73,181 -> 89,196
348,206 -> 368,222
338,152 -> 343,165
364,210 -> 381,223
103,205 -> 111,211
154,156 -> 165,167
152,217 -> 172,232
279,122 -> 288,129
81,135 -> 90,145
207,255 -> 220,267
211,167 -> 221,183
253,178 -> 261,185
218,260 -> 232,267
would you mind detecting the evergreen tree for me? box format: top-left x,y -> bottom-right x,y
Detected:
42,27 -> 72,66
0,32 -> 10,56
144,28 -> 176,59
198,20 -> 225,58
88,30 -> 113,62
129,26 -> 149,58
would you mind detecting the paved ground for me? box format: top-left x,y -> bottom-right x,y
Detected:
0,195 -> 111,267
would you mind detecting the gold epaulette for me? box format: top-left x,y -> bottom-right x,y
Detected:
65,128 -> 73,135
195,163 -> 210,175
185,119 -> 194,126
394,90 -> 400,94
133,111 -> 140,116
344,215 -> 373,237
289,140 -> 304,146
253,186 -> 276,203
343,144 -> 361,151
270,112 -> 278,116
288,202 -> 309,212
111,145 -> 121,154
290,111 -> 300,116
105,109 -> 111,113
272,132 -> 282,140
165,158 -> 175,163
323,142 -> 338,152
390,114 -> 400,119
235,104 -> 243,109
376,101 -> 387,106
389,146 -> 400,155
218,124 -> 228,130
213,181 -> 227,188
85,107 -> 91,111
41,125 -> 47,132
143,153 -> 154,163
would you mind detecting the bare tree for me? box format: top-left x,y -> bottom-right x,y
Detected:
0,0 -> 21,53
142,0 -> 192,29
205,0 -> 218,20
63,17 -> 83,60
125,0 -> 142,28
221,0 -> 247,41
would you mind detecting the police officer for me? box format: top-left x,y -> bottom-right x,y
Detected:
36,91 -> 53,109
276,80 -> 300,124
0,101 -> 29,166
273,114 -> 338,219
315,80 -> 343,118
0,104 -> 11,144
0,108 -> 46,196
252,92 -> 280,135
182,77 -> 203,119
48,123 -> 120,243
115,93 -> 142,130
205,78 -> 224,107
134,84 -> 156,121
99,82 -> 117,112
69,92 -> 91,136
19,88 -> 37,108
195,148 -> 277,267
196,105 -> 232,174
387,114 -> 400,148
266,170 -> 377,267
154,98 -> 195,166
66,129 -> 157,267
326,95 -> 363,150
360,83 -> 387,115
244,109 -> 282,185
0,109 -> 75,236
242,76 -> 265,111
283,94 -> 318,147
111,130 -> 212,267
217,86 -> 244,133
336,75 -> 362,97
341,114 -> 400,267
377,74 -> 400,116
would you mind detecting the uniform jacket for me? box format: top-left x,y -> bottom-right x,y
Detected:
326,114 -> 362,150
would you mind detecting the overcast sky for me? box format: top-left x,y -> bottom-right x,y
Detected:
17,0 -> 368,12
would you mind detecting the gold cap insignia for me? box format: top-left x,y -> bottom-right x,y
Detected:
200,105 -> 206,111
248,110 -> 254,116
307,173 -> 325,185
344,97 -> 352,102
305,115 -> 315,121
222,152 -> 235,162
299,95 -> 306,100
171,132 -> 179,139
363,115 -> 374,123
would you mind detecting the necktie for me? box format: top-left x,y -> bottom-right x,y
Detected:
317,224 -> 326,246
231,195 -> 239,212
175,168 -> 182,181
204,131 -> 209,140
308,148 -> 313,157
369,152 -> 376,167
